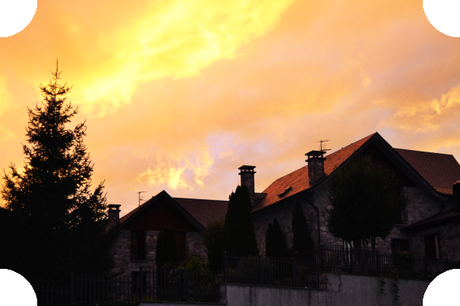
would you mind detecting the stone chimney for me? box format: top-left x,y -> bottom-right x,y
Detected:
108,204 -> 121,231
239,165 -> 256,202
305,150 -> 326,185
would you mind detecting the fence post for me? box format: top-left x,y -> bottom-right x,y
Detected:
350,248 -> 354,273
70,273 -> 74,306
424,256 -> 427,276
376,251 -> 380,273
259,256 -> 264,285
291,257 -> 297,286
223,251 -> 228,283
181,268 -> 186,299
321,245 -> 326,271
139,267 -> 144,302
152,265 -> 156,300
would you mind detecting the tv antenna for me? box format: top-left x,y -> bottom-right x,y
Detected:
318,140 -> 331,153
137,191 -> 146,207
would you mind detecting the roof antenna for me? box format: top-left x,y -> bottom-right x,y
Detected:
137,191 -> 146,207
318,140 -> 331,153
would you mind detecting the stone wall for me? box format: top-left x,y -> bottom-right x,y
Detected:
186,232 -> 207,259
112,230 -> 159,277
408,222 -> 460,261
253,184 -> 446,256
220,273 -> 429,306
113,230 -> 208,277
139,273 -> 429,306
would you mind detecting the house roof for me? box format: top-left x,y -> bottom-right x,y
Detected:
252,133 -> 375,211
173,197 -> 228,228
395,149 -> 460,195
119,191 -> 227,230
253,132 -> 460,212
402,209 -> 460,233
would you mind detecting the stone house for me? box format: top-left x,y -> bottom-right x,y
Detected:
108,190 -> 227,277
109,132 -> 460,278
249,132 -> 460,261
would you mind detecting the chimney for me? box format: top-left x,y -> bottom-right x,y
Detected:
108,204 -> 121,231
306,150 -> 326,185
239,165 -> 256,202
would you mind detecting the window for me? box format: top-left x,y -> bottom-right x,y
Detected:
131,230 -> 146,260
424,234 -> 440,260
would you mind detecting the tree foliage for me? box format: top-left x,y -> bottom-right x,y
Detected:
0,65 -> 116,284
327,155 -> 409,251
202,218 -> 225,272
156,227 -> 179,268
224,185 -> 259,256
265,218 -> 286,258
292,202 -> 314,254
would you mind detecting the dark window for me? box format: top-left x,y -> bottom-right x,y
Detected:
425,234 -> 440,260
131,230 -> 146,260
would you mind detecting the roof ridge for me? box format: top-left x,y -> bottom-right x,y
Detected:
173,197 -> 227,202
395,148 -> 454,156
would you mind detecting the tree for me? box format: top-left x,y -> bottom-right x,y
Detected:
327,155 -> 409,252
265,218 -> 286,258
202,218 -> 225,272
292,202 -> 314,255
224,185 -> 259,256
1,64 -> 116,284
156,227 -> 179,268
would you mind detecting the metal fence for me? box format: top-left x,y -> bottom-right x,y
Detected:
34,267 -> 220,306
223,252 -> 321,288
298,245 -> 460,279
34,246 -> 460,305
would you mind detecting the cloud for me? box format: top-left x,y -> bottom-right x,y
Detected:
58,0 -> 293,116
136,150 -> 214,190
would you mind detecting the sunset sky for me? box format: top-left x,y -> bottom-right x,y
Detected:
1,0 -> 460,217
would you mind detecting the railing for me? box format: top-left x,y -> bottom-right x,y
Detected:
223,252 -> 321,288
298,245 -> 460,279
34,267 -> 220,306
34,246 -> 460,305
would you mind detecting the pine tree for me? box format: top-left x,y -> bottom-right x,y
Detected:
224,185 -> 259,256
265,218 -> 286,258
202,218 -> 225,272
1,64 -> 115,284
292,203 -> 314,255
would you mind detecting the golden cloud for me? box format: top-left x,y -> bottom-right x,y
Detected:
71,0 -> 295,115
136,150 -> 214,190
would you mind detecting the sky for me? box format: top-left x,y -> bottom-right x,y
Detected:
1,0 -> 460,217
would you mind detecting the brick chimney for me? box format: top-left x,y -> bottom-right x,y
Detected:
305,150 -> 326,185
239,165 -> 256,202
108,204 -> 121,231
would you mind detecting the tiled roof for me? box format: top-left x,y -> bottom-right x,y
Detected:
119,202 -> 145,224
253,133 -> 375,211
395,149 -> 460,195
119,192 -> 227,229
173,198 -> 228,228
253,132 -> 460,212
402,209 -> 460,233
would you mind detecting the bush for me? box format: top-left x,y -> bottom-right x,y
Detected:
183,254 -> 206,272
